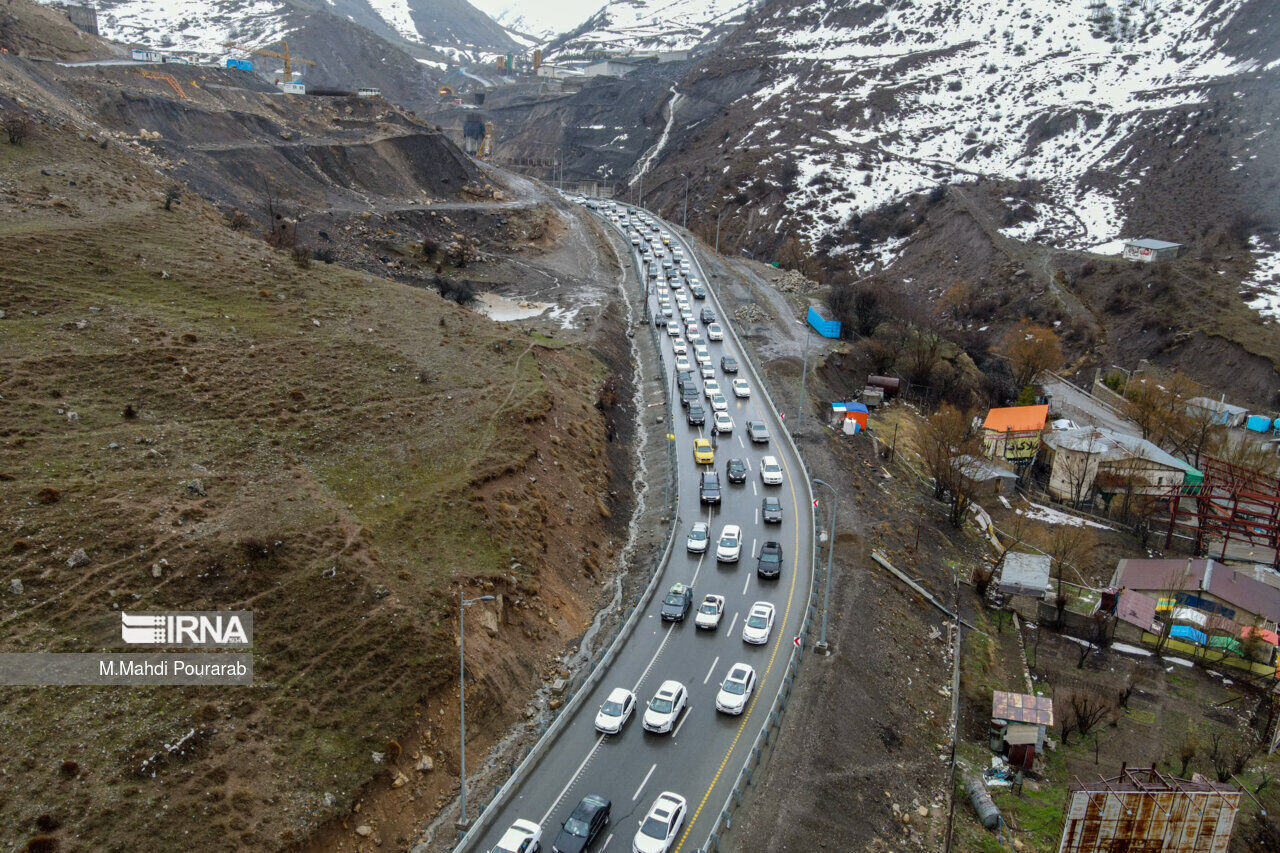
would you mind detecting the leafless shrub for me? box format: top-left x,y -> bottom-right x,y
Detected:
2,108 -> 35,145
291,246 -> 313,269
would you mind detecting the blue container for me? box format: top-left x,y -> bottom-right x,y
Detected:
1245,414 -> 1271,433
225,58 -> 254,71
807,305 -> 841,338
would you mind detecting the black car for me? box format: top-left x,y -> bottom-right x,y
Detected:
686,401 -> 706,426
660,582 -> 694,622
700,307 -> 716,324
757,541 -> 783,579
726,457 -> 748,484
720,356 -> 739,374
690,284 -> 706,299
680,384 -> 699,408
699,471 -> 721,504
761,496 -> 783,524
746,420 -> 771,443
553,794 -> 611,853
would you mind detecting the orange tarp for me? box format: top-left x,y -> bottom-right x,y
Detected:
983,405 -> 1049,434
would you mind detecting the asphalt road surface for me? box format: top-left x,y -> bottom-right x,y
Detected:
461,203 -> 816,853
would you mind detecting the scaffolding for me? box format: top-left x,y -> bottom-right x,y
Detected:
1149,455 -> 1280,569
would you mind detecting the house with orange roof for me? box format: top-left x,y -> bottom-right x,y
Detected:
982,404 -> 1049,463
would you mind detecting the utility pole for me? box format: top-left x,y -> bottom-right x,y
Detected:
715,207 -> 728,254
812,479 -> 838,654
456,592 -> 495,831
797,321 -> 812,435
682,175 -> 689,228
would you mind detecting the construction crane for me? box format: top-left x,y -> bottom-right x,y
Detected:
221,40 -> 315,82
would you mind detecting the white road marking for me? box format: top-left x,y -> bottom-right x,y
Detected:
703,655 -> 720,685
689,550 -> 708,588
744,457 -> 751,470
673,705 -> 693,738
751,537 -> 758,557
737,435 -> 745,448
727,611 -> 739,634
631,623 -> 675,694
603,834 -> 614,850
754,508 -> 759,525
751,481 -> 758,496
633,763 -> 658,801
742,572 -> 751,594
540,735 -> 605,824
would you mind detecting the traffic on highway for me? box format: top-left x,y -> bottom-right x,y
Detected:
462,200 -> 816,853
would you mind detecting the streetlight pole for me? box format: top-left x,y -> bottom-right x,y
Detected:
812,479 -> 838,654
457,592 -> 495,830
714,207 -> 728,254
682,175 -> 689,228
796,321 -> 812,435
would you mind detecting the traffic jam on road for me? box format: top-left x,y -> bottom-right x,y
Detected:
476,198 -> 812,853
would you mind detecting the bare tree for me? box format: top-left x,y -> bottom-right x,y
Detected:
1154,560 -> 1193,655
1058,689 -> 1114,745
1047,523 -> 1097,603
1207,730 -> 1258,783
2,108 -> 34,145
163,183 -> 181,211
1001,321 -> 1063,391
1177,732 -> 1198,776
915,404 -> 981,528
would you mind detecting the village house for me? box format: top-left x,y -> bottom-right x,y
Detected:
982,405 -> 1049,464
1040,426 -> 1201,505
997,552 -> 1052,621
1122,238 -> 1182,262
1111,558 -> 1280,634
1185,396 -> 1250,428
990,691 -> 1054,771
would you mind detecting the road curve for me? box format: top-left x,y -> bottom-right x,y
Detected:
456,201 -> 816,853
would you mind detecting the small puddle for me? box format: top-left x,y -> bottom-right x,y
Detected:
473,291 -> 550,321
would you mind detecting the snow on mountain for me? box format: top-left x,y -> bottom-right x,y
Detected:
547,0 -> 758,59
728,0 -> 1266,251
59,0 -> 515,66
468,0 -> 600,42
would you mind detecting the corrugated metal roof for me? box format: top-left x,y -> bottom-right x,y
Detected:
983,404 -> 1049,433
1042,426 -> 1202,479
992,691 -> 1053,725
1113,558 -> 1280,624
998,552 -> 1052,596
1126,238 -> 1182,250
1115,589 -> 1157,631
1186,396 -> 1249,416
954,454 -> 1018,483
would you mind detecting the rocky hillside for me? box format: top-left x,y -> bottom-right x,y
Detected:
544,0 -> 757,60
636,0 -> 1280,405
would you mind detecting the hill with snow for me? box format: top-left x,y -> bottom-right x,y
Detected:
545,0 -> 758,60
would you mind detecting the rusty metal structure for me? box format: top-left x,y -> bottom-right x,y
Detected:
1057,766 -> 1239,853
1149,455 -> 1280,570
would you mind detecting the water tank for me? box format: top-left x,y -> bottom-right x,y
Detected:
964,775 -> 1001,830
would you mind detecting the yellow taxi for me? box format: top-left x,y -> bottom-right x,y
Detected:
693,438 -> 714,465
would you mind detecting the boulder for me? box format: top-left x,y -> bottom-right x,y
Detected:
355,825 -> 373,837
9,578 -> 23,595
67,549 -> 90,568
184,479 -> 206,497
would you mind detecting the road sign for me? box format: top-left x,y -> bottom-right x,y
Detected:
793,636 -> 801,647
812,498 -> 819,507
667,434 -> 675,440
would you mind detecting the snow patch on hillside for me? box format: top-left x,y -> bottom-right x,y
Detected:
1244,235 -> 1280,322
549,0 -> 757,58
366,0 -> 422,43
743,0 -> 1259,251
88,0 -> 291,58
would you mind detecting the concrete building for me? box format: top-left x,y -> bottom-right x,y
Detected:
1040,426 -> 1201,504
1122,238 -> 1182,262
954,454 -> 1019,497
982,404 -> 1049,463
536,64 -> 584,80
582,59 -> 643,78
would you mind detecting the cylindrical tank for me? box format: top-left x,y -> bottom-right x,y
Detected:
867,375 -> 901,396
965,775 -> 1001,830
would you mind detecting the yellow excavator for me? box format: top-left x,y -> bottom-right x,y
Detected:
221,40 -> 315,82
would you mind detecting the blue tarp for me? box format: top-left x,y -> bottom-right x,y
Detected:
1170,625 -> 1208,645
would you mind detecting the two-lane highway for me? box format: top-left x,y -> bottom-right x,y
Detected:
460,200 -> 815,853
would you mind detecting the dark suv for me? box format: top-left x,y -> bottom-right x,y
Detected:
757,541 -> 783,579
699,471 -> 722,504
686,401 -> 706,426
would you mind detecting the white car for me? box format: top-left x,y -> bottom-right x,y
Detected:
715,663 -> 757,715
709,393 -> 728,412
713,411 -> 734,433
742,602 -> 776,645
686,521 -> 709,553
686,327 -> 702,345
642,680 -> 687,734
715,524 -> 742,563
630,234 -> 642,246
694,594 -> 725,630
666,321 -> 681,338
760,455 -> 783,485
492,818 -> 542,853
674,355 -> 692,372
595,687 -> 637,735
671,339 -> 687,356
699,364 -> 716,379
706,323 -> 724,341
633,792 -> 688,853
694,348 -> 711,367
703,378 -> 722,399
732,378 -> 750,398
